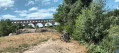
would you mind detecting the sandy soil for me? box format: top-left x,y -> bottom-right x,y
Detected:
23,33 -> 87,53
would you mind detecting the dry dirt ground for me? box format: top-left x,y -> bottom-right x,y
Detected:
0,32 -> 86,53
23,32 -> 87,53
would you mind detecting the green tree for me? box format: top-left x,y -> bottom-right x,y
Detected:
27,25 -> 34,29
12,23 -> 24,32
0,19 -> 24,37
53,0 -> 92,34
47,23 -> 50,28
0,19 -> 7,36
106,9 -> 119,17
5,19 -> 13,35
72,0 -> 111,43
35,25 -> 39,29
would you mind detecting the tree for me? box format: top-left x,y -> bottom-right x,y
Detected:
106,9 -> 119,17
53,0 -> 92,34
47,23 -> 50,28
0,19 -> 24,37
72,0 -> 112,43
12,23 -> 24,32
5,19 -> 12,35
27,25 -> 34,29
35,25 -> 39,29
0,19 -> 7,36
105,9 -> 119,25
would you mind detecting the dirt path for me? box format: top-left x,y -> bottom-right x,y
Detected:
23,33 -> 87,53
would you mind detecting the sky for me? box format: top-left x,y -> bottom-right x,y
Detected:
0,0 -> 118,20
0,0 -> 62,20
106,0 -> 119,10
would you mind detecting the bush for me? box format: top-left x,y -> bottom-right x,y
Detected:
109,25 -> 119,52
27,25 -> 34,29
87,36 -> 115,53
0,19 -> 24,37
109,25 -> 119,36
72,1 -> 111,43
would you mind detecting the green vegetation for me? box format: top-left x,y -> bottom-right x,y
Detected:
106,9 -> 119,17
73,0 -> 111,43
54,0 -> 119,53
53,0 -> 92,34
35,25 -> 40,29
27,25 -> 34,29
0,19 -> 23,37
46,23 -> 50,28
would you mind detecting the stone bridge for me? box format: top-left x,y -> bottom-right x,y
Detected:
11,19 -> 55,28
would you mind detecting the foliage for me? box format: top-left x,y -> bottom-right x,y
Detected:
46,23 -> 50,28
35,25 -> 39,29
54,24 -> 63,33
87,37 -> 115,53
112,16 -> 119,25
27,25 -> 34,29
106,9 -> 119,17
87,22 -> 119,53
0,19 -> 24,37
54,0 -> 116,53
53,0 -> 92,35
109,25 -> 119,49
72,0 -> 111,43
109,25 -> 119,36
12,23 -> 24,32
0,19 -> 8,36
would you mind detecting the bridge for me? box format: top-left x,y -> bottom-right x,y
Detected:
11,19 -> 55,28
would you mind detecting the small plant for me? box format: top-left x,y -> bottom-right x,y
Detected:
52,38 -> 57,41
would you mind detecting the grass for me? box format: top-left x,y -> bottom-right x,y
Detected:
0,32 -> 61,53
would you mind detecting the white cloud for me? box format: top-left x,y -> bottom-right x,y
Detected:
117,7 -> 119,9
17,7 -> 57,19
42,0 -> 51,5
54,0 -> 58,2
25,1 -> 35,6
117,5 -> 119,9
38,7 -> 57,13
35,0 -> 39,1
115,0 -> 119,2
14,10 -> 28,14
29,7 -> 38,11
2,14 -> 23,20
0,0 -> 14,8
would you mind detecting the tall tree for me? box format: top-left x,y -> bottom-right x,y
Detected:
0,19 -> 24,37
53,0 -> 92,34
0,19 -> 7,36
73,0 -> 111,43
107,9 -> 119,17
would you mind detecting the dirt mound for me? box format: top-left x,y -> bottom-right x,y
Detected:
24,34 -> 87,53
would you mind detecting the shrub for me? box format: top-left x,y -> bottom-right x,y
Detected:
27,25 -> 34,29
72,1 -> 112,43
87,36 -> 115,53
0,19 -> 24,37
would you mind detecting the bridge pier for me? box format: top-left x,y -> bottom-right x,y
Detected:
41,22 -> 46,28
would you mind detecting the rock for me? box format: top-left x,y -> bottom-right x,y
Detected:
9,33 -> 13,36
9,33 -> 17,36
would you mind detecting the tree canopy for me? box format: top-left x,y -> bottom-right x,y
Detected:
0,19 -> 24,37
53,0 -> 92,34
